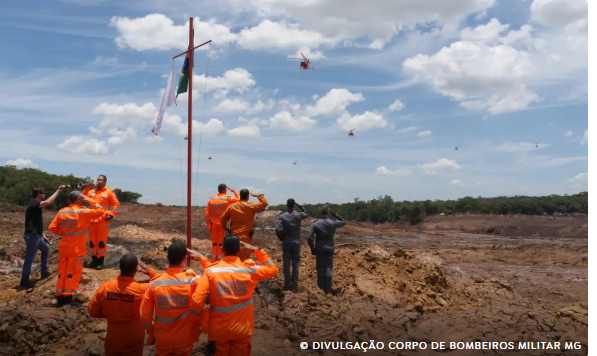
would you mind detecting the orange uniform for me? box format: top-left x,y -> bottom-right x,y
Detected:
82,185 -> 120,258
48,198 -> 105,297
219,194 -> 268,261
87,269 -> 160,356
206,190 -> 239,262
139,268 -> 203,356
191,249 -> 278,355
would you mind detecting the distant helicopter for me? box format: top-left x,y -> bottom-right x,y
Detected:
184,135 -> 188,140
289,53 -> 314,70
208,156 -> 212,160
293,160 -> 298,165
454,145 -> 460,151
348,128 -> 356,137
534,141 -> 541,148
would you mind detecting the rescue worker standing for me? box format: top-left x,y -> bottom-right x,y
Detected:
20,185 -> 65,289
191,235 -> 278,355
48,191 -> 105,306
82,175 -> 120,270
205,184 -> 239,262
307,206 -> 346,294
140,240 -> 201,356
220,189 -> 268,261
87,254 -> 159,356
275,198 -> 309,291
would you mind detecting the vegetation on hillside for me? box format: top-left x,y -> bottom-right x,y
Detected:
268,192 -> 588,225
0,165 -> 143,209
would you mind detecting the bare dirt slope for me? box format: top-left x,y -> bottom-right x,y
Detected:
0,205 -> 588,356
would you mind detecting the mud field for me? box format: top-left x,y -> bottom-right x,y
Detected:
0,204 -> 588,356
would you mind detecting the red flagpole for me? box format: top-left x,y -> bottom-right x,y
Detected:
186,17 -> 194,266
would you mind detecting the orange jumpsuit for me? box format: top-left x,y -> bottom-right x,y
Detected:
48,198 -> 105,297
206,190 -> 239,262
191,249 -> 279,356
82,185 -> 120,258
140,268 -> 203,356
87,269 -> 160,356
219,194 -> 268,261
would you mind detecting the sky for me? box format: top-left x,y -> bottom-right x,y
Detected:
0,0 -> 590,206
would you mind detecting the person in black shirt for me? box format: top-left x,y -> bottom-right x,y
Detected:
21,185 -> 65,288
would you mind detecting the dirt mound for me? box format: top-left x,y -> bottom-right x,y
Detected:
416,214 -> 588,238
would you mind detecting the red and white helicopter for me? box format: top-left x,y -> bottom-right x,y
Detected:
348,128 -> 356,137
290,53 -> 314,70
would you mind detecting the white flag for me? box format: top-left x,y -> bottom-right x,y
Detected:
153,65 -> 177,136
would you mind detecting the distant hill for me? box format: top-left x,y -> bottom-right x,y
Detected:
0,165 -> 142,209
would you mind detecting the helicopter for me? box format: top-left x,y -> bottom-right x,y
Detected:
534,141 -> 541,148
293,160 -> 298,165
289,53 -> 314,70
184,135 -> 188,140
454,145 -> 460,151
208,156 -> 212,160
348,128 -> 356,137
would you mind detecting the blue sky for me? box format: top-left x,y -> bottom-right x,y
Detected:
0,0 -> 589,206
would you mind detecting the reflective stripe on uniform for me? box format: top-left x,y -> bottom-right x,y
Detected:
101,205 -> 111,209
155,311 -> 190,323
56,289 -> 77,293
94,204 -> 102,208
100,194 -> 108,198
61,229 -> 88,237
58,210 -> 85,215
207,266 -> 256,274
211,297 -> 253,313
76,258 -> 85,263
262,260 -> 274,265
150,278 -> 196,287
210,197 -> 230,201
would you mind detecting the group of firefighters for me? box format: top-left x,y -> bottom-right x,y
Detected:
20,178 -> 345,355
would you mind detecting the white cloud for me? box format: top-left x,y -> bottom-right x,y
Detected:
213,98 -> 251,113
242,185 -> 266,194
305,89 -> 364,117
403,18 -> 542,114
580,129 -> 587,145
375,166 -> 412,176
266,177 -> 278,183
399,126 -> 418,133
564,130 -> 573,137
227,124 -> 261,137
567,172 -> 587,185
193,68 -> 256,99
495,141 -> 547,152
387,99 -> 405,112
421,158 -> 461,175
57,136 -> 111,155
417,130 -> 432,137
451,179 -> 480,187
229,0 -> 497,49
5,158 -> 37,168
288,47 -> 326,61
110,14 -> 238,51
267,111 -> 316,132
93,102 -> 156,128
337,111 -> 387,131
237,20 -> 339,51
530,0 -> 588,28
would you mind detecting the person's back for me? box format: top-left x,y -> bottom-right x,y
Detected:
276,199 -> 309,290
140,241 -> 201,356
309,213 -> 346,254
88,254 -> 159,356
308,207 -> 345,294
221,192 -> 268,237
191,235 -> 278,355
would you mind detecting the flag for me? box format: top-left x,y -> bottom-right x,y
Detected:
153,65 -> 177,136
176,54 -> 189,98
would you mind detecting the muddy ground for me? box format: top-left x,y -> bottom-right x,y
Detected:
0,204 -> 588,356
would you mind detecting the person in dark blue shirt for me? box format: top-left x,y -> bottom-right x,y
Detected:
21,185 -> 65,289
275,198 -> 309,290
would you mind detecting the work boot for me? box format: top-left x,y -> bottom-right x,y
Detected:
55,296 -> 65,307
87,256 -> 98,269
41,271 -> 51,280
96,257 -> 104,270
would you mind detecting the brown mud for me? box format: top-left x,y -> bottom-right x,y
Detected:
0,204 -> 587,355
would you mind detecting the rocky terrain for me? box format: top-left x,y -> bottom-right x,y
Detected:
0,203 -> 588,355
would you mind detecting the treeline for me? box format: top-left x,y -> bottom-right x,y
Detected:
0,165 -> 143,209
268,192 -> 588,225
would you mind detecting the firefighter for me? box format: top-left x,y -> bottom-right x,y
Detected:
48,191 -> 105,307
139,240 -> 201,356
219,189 -> 268,261
87,254 -> 159,356
191,235 -> 278,356
205,184 -> 239,262
82,175 -> 120,270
